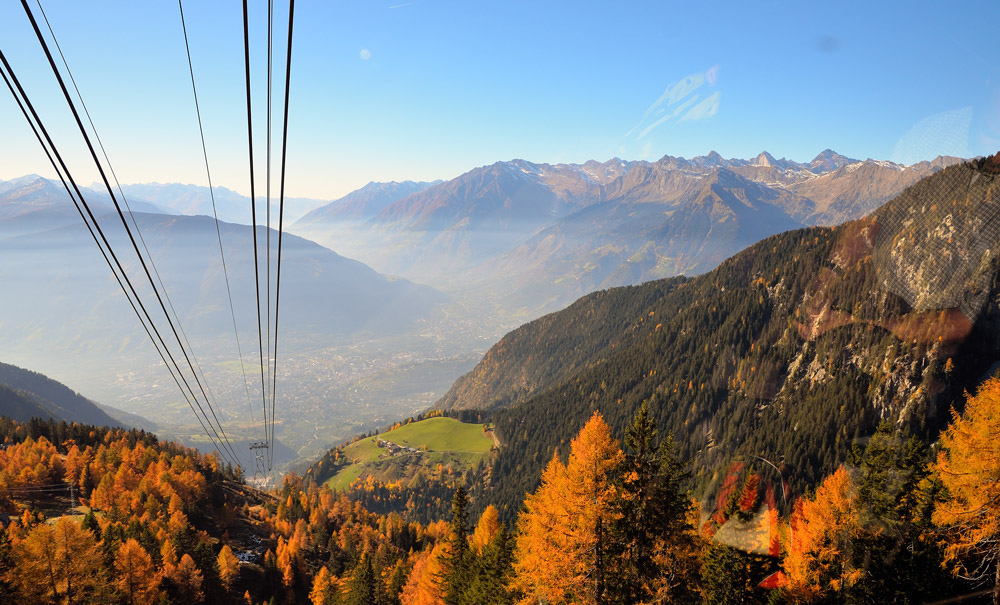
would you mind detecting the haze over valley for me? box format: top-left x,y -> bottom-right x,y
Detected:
0,173 -> 482,468
0,149 -> 965,472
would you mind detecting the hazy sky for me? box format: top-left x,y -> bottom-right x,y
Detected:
1,0 -> 998,200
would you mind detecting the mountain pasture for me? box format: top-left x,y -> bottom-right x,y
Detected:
322,416 -> 493,491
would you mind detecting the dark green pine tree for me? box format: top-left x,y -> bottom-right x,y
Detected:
100,522 -> 125,571
840,423 -> 959,604
442,486 -> 471,604
81,510 -> 100,538
607,400 -> 700,604
461,525 -> 516,605
385,561 -> 408,605
348,554 -> 385,605
192,540 -> 223,602
701,542 -> 771,604
78,463 -> 92,499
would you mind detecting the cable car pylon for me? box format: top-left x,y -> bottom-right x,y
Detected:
248,441 -> 269,482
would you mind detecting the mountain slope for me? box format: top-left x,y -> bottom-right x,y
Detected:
363,161 -> 611,277
296,180 -> 441,225
0,200 -> 447,447
437,156 -> 1000,517
0,383 -> 69,424
0,175 -> 163,239
0,361 -> 121,426
479,168 -> 806,309
0,210 -> 444,348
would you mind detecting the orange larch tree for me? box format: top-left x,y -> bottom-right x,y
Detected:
9,521 -> 59,603
399,539 -> 447,605
933,376 -> 1000,603
10,516 -> 104,604
310,565 -> 337,605
164,552 -> 204,603
512,411 -> 623,604
217,544 -> 240,593
783,465 -> 861,601
471,505 -> 501,552
115,538 -> 161,605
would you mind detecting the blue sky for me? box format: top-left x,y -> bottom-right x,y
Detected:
1,0 -> 998,200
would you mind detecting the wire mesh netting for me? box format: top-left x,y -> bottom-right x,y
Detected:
873,163 -> 1000,322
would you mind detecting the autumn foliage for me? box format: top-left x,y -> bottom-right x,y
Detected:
783,466 -> 861,599
9,373 -> 1000,604
934,377 -> 1000,601
513,412 -> 623,604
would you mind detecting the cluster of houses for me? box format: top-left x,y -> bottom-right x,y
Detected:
376,438 -> 419,456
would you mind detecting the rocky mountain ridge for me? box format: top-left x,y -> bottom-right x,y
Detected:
290,151 -> 963,319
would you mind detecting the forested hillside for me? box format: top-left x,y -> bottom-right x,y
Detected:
0,418 -> 463,604
437,156 -> 1000,522
0,362 -> 121,427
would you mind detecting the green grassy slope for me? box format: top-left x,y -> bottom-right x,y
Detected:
322,417 -> 493,491
382,416 -> 493,452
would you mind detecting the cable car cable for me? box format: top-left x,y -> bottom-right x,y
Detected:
19,0 -> 240,465
243,0 -> 270,454
0,55 -> 236,467
178,0 -> 263,445
269,0 -> 295,469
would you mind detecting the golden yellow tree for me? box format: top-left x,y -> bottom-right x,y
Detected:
471,505 -> 501,552
310,566 -> 337,605
115,538 -> 161,605
11,516 -> 104,603
400,542 -> 446,605
217,544 -> 240,593
48,516 -> 103,602
160,537 -> 179,568
9,521 -> 59,603
164,553 -> 204,602
512,411 -> 623,604
934,377 -> 1000,603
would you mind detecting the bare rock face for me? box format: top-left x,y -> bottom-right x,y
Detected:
775,159 -> 1000,425
873,162 -> 1000,321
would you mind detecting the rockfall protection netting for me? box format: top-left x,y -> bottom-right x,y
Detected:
874,163 -> 1000,322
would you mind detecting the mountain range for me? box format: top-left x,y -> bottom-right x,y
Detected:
0,176 -> 443,344
0,150 -> 970,478
115,182 -> 330,226
0,175 -> 164,239
290,151 -> 962,317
